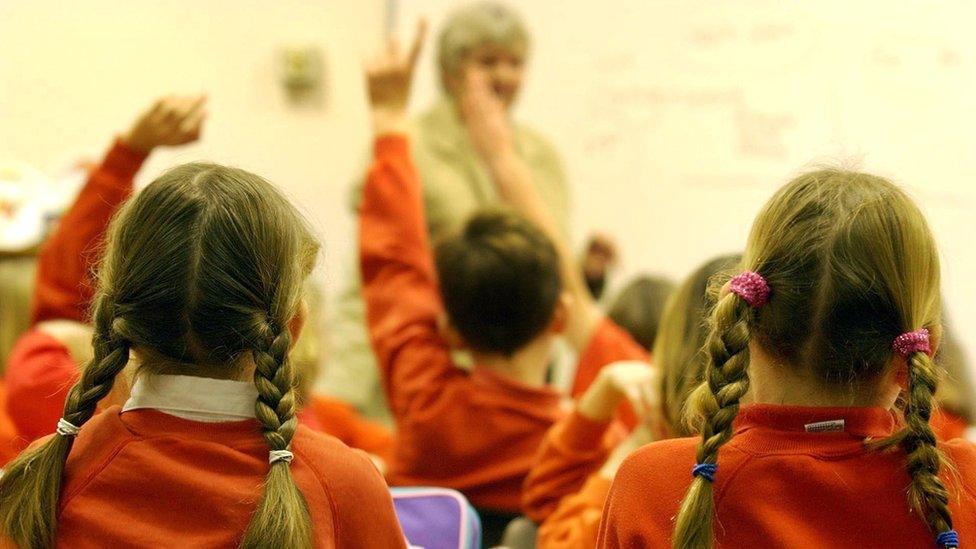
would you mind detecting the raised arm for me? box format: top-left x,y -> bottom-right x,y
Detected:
6,96 -> 206,441
359,23 -> 465,414
31,95 -> 207,327
459,70 -> 602,352
523,360 -> 659,522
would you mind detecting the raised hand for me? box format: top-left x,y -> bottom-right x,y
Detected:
460,66 -> 515,163
365,20 -> 427,135
577,360 -> 660,424
122,95 -> 208,154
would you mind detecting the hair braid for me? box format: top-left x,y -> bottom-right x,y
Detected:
673,293 -> 753,549
902,351 -> 954,542
240,323 -> 312,549
0,301 -> 131,549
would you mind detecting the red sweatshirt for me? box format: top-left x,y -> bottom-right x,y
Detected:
359,135 -> 643,512
0,383 -> 19,465
306,394 -> 394,463
5,140 -> 144,442
598,404 -> 976,548
522,410 -> 625,523
52,407 -> 405,548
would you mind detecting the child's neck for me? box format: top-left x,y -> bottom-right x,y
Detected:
472,337 -> 553,388
748,344 -> 900,409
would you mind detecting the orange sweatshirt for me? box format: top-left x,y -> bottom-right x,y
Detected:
51,406 -> 405,548
522,410 -> 625,523
598,404 -> 976,548
359,135 -> 643,512
5,140 -> 143,442
931,407 -> 970,441
0,383 -> 19,466
306,394 -> 394,462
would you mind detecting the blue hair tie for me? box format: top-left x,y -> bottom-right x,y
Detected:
936,530 -> 959,548
691,462 -> 717,482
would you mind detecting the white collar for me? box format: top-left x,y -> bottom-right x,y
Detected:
122,374 -> 258,423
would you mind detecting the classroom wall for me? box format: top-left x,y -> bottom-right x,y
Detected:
2,0 -> 975,389
0,0 -> 384,291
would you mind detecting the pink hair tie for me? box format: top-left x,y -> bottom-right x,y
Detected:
729,271 -> 770,308
893,328 -> 931,357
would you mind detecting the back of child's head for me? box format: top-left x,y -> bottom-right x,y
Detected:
435,208 -> 561,357
674,170 -> 949,548
606,275 -> 675,352
0,162 -> 320,549
651,254 -> 741,437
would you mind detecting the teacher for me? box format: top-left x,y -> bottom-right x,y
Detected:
323,1 -> 570,422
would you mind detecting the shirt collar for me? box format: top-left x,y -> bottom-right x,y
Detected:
122,374 -> 257,423
735,403 -> 898,438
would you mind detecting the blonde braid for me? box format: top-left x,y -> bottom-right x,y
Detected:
239,323 -> 312,549
0,300 -> 130,549
672,293 -> 754,549
902,350 -> 955,546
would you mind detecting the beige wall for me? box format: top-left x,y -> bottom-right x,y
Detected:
0,0 -> 384,291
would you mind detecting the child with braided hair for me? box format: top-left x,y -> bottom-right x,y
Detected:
4,95 -> 207,444
0,138 -> 405,547
598,171 -> 976,548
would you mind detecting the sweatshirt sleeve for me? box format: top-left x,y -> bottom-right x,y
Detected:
522,410 -> 626,523
30,139 -> 146,324
358,134 -> 462,420
537,475 -> 612,549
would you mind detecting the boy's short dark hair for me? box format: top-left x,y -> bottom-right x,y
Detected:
435,208 -> 562,356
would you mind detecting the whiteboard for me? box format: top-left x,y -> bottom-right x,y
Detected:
392,0 -> 976,387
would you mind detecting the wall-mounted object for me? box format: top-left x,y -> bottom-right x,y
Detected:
278,45 -> 325,106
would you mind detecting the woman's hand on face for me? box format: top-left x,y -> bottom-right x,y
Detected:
365,20 -> 426,136
460,66 -> 515,164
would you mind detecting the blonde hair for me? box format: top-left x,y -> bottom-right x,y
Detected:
437,1 -> 529,90
673,170 -> 950,548
0,163 -> 320,549
652,254 -> 741,437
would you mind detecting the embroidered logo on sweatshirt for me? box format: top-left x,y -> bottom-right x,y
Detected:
804,419 -> 846,433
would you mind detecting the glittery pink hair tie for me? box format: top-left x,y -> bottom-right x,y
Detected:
729,271 -> 770,308
893,328 -> 931,357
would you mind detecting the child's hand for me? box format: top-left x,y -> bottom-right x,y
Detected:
122,95 -> 208,154
460,67 -> 515,164
577,360 -> 660,423
365,20 -> 426,136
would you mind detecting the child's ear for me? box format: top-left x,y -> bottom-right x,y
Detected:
437,312 -> 468,349
287,299 -> 308,349
548,292 -> 572,334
